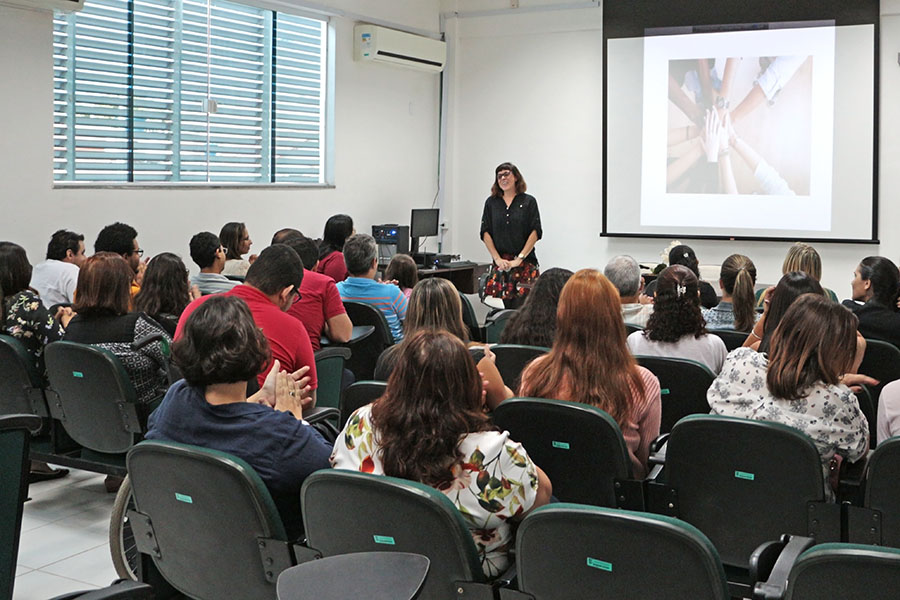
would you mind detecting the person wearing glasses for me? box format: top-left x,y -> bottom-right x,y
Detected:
480,162 -> 542,309
188,231 -> 238,295
94,222 -> 146,295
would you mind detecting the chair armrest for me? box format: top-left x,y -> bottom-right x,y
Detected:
304,406 -> 340,425
648,439 -> 668,467
751,535 -> 815,600
649,433 -> 670,455
837,449 -> 871,504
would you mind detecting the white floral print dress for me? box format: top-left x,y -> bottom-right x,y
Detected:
331,404 -> 540,578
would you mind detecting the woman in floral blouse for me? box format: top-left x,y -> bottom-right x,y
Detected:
708,293 -> 869,499
332,329 -> 552,578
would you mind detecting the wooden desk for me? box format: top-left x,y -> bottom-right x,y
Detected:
416,263 -> 491,295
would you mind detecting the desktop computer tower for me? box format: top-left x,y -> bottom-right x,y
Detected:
372,224 -> 409,260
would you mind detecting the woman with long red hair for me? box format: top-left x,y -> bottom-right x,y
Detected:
518,269 -> 661,476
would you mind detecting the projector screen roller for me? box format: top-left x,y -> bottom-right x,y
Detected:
602,1 -> 879,243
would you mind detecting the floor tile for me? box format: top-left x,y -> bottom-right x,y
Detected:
15,565 -> 33,577
40,543 -> 120,588
17,516 -> 110,569
23,486 -> 111,523
11,570 -> 98,600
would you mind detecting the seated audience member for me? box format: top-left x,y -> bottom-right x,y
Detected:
332,329 -> 551,578
336,234 -> 407,343
877,379 -> 900,444
66,253 -> 170,407
842,256 -> 900,348
644,245 -> 718,308
745,271 -> 824,353
384,253 -> 419,300
627,265 -> 727,374
708,294 -> 869,500
374,278 -> 513,410
0,242 -> 71,372
30,229 -> 86,308
188,232 -> 237,295
604,255 -> 653,327
281,233 -> 351,350
756,242 -> 837,307
177,244 -> 318,400
702,254 -> 759,332
134,252 -> 199,337
147,295 -> 331,539
499,267 -> 573,348
316,214 -> 354,283
95,222 -> 145,294
271,228 -> 302,245
219,221 -> 254,277
519,269 -> 662,477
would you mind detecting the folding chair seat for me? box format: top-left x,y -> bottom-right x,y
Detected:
339,381 -> 387,429
301,470 -> 499,600
847,437 -> 900,547
647,415 -> 840,598
492,398 -> 642,508
635,356 -> 716,433
0,414 -> 41,600
490,344 -> 549,390
342,301 -> 394,380
709,329 -> 750,352
500,504 -> 730,600
125,440 -> 297,600
484,309 -> 516,343
276,552 -> 429,600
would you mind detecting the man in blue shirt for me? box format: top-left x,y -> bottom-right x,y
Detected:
336,234 -> 407,342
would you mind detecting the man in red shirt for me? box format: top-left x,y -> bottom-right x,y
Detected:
281,234 -> 352,351
176,244 -> 318,404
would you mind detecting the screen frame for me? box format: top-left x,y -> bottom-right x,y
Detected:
601,0 -> 881,244
410,208 -> 440,238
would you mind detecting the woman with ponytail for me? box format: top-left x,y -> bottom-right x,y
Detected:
703,254 -> 759,332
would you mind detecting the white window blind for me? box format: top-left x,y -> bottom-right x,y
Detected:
53,0 -> 327,184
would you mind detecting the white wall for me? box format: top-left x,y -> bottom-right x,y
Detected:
440,0 -> 900,296
0,0 -> 442,269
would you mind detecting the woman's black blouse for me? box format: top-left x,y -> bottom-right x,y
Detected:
480,193 -> 542,264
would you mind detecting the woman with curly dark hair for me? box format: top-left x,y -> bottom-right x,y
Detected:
628,265 -> 728,374
146,295 -> 330,539
332,329 -> 551,578
134,252 -> 199,336
499,267 -> 573,348
643,244 -> 718,308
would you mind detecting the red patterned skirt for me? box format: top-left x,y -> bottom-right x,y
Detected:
483,254 -> 540,301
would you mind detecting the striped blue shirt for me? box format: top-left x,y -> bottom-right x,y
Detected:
337,277 -> 408,342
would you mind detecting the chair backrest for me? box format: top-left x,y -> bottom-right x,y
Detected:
342,301 -> 393,380
785,543 -> 900,600
863,437 -> 900,547
663,415 -> 830,568
514,504 -> 730,600
126,441 -> 290,600
708,329 -> 748,352
492,398 -> 632,507
276,552 -> 429,600
635,356 -> 716,433
491,344 -> 550,390
44,341 -> 142,454
458,292 -> 482,343
301,470 -> 485,600
624,322 -> 644,337
0,414 -> 41,600
339,381 -> 387,429
0,334 -> 47,417
313,347 -> 351,411
858,338 -> 900,438
484,309 -> 516,343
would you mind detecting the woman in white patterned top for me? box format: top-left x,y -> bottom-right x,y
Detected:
332,329 -> 552,578
708,293 -> 869,499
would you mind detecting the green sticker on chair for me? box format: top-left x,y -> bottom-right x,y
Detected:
551,441 -> 570,450
72,371 -> 83,378
587,557 -> 612,572
373,535 -> 395,545
175,493 -> 193,504
660,388 -> 670,395
734,470 -> 755,481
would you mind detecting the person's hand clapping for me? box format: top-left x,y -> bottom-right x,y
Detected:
273,369 -> 304,420
250,361 -> 311,409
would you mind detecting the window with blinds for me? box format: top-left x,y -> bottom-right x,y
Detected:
53,0 -> 328,184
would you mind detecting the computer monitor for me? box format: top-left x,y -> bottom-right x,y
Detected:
410,208 -> 439,252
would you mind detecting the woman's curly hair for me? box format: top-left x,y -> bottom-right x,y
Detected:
644,265 -> 706,343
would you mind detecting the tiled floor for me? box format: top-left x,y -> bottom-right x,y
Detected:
13,469 -> 121,600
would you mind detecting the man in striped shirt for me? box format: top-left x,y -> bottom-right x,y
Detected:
336,234 -> 407,343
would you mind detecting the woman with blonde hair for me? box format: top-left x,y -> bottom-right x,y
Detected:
518,269 -> 661,477
756,242 -> 838,307
703,254 -> 758,332
374,277 -> 513,409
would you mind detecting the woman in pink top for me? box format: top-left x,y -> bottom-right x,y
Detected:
518,269 -> 662,477
316,214 -> 353,282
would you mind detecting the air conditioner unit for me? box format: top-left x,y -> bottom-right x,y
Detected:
354,24 -> 446,73
0,0 -> 84,12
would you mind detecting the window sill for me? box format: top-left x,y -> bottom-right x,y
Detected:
52,182 -> 336,190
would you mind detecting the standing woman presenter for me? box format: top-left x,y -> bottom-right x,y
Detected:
480,162 -> 542,309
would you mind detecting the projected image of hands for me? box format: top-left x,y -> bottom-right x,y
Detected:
666,55 -> 812,196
